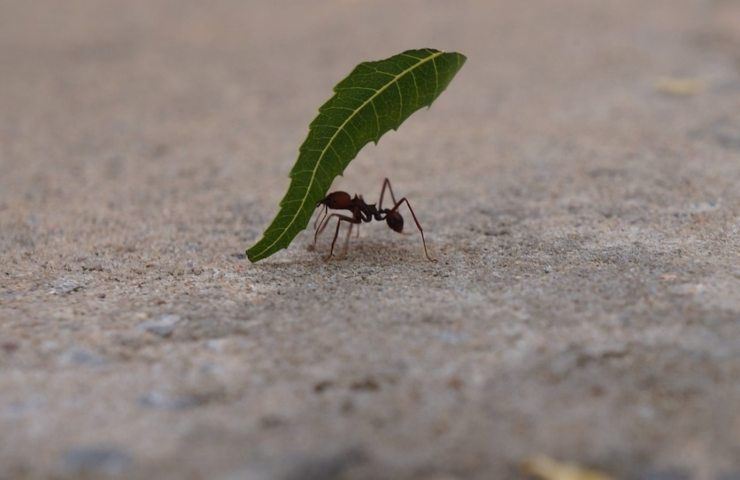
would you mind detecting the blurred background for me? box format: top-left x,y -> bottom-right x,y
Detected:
1,1 -> 739,479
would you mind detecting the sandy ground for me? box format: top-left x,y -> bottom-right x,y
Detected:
1,1 -> 739,479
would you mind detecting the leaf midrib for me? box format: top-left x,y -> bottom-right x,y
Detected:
251,50 -> 445,259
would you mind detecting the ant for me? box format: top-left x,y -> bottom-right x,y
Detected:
312,178 -> 436,261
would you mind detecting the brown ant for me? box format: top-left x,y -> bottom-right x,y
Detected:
312,178 -> 435,261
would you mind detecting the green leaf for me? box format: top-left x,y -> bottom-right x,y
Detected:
246,48 -> 466,262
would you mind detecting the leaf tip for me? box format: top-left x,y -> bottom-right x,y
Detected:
246,243 -> 265,263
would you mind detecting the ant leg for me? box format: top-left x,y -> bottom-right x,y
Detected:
312,206 -> 329,248
313,213 -> 358,259
314,209 -> 334,246
325,215 -> 358,261
342,223 -> 353,255
378,178 -> 398,210
315,212 -> 350,245
391,197 -> 436,262
313,204 -> 328,231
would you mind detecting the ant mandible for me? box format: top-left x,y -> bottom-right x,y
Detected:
312,178 -> 436,262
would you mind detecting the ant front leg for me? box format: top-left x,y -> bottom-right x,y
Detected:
313,204 -> 328,231
312,204 -> 329,248
326,214 -> 360,261
392,197 -> 437,262
378,178 -> 398,210
315,213 -> 359,260
314,208 -> 333,247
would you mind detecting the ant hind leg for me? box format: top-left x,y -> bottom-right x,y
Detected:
378,178 -> 398,210
391,197 -> 436,262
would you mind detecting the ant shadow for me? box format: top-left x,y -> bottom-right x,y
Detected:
247,238 -> 435,269
313,240 -> 425,264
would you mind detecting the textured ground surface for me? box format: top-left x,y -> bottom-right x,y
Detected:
1,1 -> 739,479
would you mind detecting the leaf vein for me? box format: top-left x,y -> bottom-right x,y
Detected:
431,56 -> 440,99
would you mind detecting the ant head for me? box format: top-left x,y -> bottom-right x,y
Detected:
386,210 -> 404,233
319,191 -> 352,209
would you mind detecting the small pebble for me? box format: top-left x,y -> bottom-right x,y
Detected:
51,279 -> 85,295
639,468 -> 690,480
433,330 -> 466,344
6,395 -> 46,416
63,446 -> 131,475
138,314 -> 180,337
138,390 -> 202,410
60,348 -> 109,367
222,448 -> 367,480
1,341 -> 19,353
350,377 -> 380,392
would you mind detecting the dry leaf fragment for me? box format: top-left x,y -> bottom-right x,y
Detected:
655,77 -> 705,96
522,454 -> 614,480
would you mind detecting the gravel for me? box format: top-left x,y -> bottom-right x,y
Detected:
1,0 -> 738,479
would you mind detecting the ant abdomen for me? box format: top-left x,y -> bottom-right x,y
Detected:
386,211 -> 404,233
